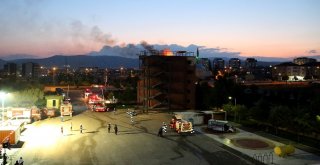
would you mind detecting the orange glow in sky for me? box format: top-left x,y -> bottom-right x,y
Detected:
0,0 -> 319,59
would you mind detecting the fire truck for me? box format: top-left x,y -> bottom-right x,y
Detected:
60,102 -> 73,117
170,115 -> 195,134
88,93 -> 104,104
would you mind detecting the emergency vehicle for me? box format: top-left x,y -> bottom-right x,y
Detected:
60,102 -> 73,117
170,115 -> 194,134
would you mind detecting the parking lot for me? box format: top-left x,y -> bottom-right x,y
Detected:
1,89 -> 259,165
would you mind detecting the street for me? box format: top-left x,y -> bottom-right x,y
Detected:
11,89 -> 256,165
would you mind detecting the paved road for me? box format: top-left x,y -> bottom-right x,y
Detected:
8,90 -> 257,165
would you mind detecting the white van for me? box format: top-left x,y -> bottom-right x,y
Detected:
9,116 -> 32,125
207,119 -> 235,132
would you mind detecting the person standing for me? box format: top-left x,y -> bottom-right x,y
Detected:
18,157 -> 24,165
80,124 -> 83,134
7,137 -> 11,149
61,126 -> 64,135
3,153 -> 7,165
158,127 -> 163,137
114,124 -> 118,135
107,123 -> 111,133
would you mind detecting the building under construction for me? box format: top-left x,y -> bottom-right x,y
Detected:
137,49 -> 200,111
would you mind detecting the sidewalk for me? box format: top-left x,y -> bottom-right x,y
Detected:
195,126 -> 320,165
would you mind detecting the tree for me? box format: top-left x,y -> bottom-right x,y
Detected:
250,98 -> 271,122
222,103 -> 233,120
293,113 -> 313,142
236,104 -> 249,122
268,105 -> 291,134
11,88 -> 44,107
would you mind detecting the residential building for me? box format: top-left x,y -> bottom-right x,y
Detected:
229,58 -> 241,70
213,58 -> 225,70
3,62 -> 17,77
293,57 -> 316,65
272,62 -> 306,81
245,58 -> 257,70
22,62 -> 40,79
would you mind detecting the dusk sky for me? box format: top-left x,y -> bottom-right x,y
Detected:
0,0 -> 319,59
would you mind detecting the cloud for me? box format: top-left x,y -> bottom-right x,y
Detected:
0,1 -> 116,56
308,49 -> 317,54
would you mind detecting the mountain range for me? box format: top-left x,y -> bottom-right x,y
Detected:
0,55 -> 139,69
0,54 -> 281,69
0,43 -> 319,69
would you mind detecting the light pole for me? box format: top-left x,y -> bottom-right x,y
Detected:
228,96 -> 236,106
228,96 -> 237,121
52,67 -> 56,85
0,92 -> 6,121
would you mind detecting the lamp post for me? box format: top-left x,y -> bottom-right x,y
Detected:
0,92 -> 6,121
228,96 -> 236,106
52,67 -> 56,85
228,96 -> 237,121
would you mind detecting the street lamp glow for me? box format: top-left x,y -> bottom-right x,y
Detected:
228,96 -> 236,106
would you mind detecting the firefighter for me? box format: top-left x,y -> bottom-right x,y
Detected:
114,124 -> 118,135
170,118 -> 175,129
61,126 -> 64,135
130,114 -> 134,125
107,123 -> 111,133
3,153 -> 7,165
162,122 -> 167,133
18,157 -> 24,165
158,127 -> 163,137
6,137 -> 11,150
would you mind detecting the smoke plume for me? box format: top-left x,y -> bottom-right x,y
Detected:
91,26 -> 116,45
140,40 -> 154,52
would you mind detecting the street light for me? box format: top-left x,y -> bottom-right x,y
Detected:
52,67 -> 57,85
0,92 -> 7,121
228,96 -> 236,106
228,96 -> 237,121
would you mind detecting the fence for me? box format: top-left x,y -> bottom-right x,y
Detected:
253,152 -> 274,164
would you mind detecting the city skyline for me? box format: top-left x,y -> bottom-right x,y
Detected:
0,0 -> 319,59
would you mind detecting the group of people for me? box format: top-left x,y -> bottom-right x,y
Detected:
60,122 -> 83,135
60,122 -> 119,135
14,157 -> 24,165
107,123 -> 118,135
